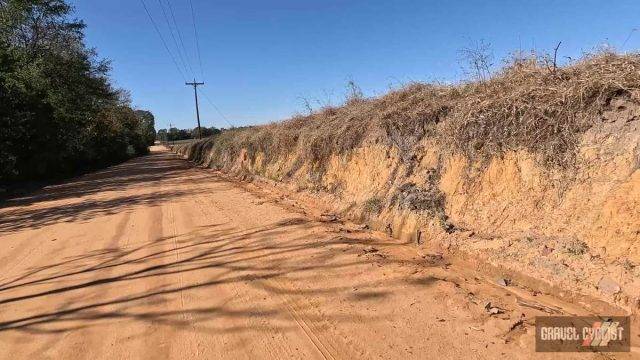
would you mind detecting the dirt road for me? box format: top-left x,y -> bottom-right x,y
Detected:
0,147 -> 632,359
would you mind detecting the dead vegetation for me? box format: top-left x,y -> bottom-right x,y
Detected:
180,51 -> 640,176
443,51 -> 640,167
391,182 -> 445,216
362,197 -> 383,215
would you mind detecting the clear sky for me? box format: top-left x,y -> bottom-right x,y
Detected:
68,0 -> 640,130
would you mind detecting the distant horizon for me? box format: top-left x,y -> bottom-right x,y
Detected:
70,0 -> 640,130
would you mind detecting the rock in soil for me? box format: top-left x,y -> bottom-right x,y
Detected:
597,276 -> 621,295
363,246 -> 379,254
484,302 -> 505,315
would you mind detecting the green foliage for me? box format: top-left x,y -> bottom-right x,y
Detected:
168,127 -> 191,141
195,126 -> 222,138
156,126 -> 221,142
0,0 -> 156,183
135,110 -> 157,146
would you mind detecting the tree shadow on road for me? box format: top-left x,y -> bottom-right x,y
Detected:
0,152 -> 227,233
0,149 -> 442,339
0,218 -> 436,335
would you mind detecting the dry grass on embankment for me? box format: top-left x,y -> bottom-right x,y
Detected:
175,52 -> 640,310
186,52 -> 640,169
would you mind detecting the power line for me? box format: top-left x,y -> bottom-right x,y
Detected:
201,89 -> 234,128
188,0 -> 204,79
166,0 -> 196,77
157,0 -> 191,78
622,28 -> 638,52
139,0 -> 187,82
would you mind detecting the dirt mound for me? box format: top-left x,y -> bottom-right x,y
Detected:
174,52 -> 640,310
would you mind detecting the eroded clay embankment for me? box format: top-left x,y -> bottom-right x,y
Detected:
174,104 -> 639,312
173,54 -> 640,311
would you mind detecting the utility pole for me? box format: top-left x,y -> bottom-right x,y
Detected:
186,79 -> 205,139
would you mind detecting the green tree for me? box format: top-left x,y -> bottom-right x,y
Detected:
0,0 -> 156,182
135,110 -> 156,146
157,128 -> 168,142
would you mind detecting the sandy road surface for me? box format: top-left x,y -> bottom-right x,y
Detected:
0,147 -> 633,359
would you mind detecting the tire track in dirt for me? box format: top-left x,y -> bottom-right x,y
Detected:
188,183 -> 366,359
167,196 -> 187,316
173,191 -> 301,358
179,194 -> 291,359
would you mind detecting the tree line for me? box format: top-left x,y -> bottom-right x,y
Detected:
0,0 -> 156,184
157,127 -> 222,142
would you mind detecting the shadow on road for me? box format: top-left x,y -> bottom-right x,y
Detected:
0,219 -> 432,335
0,152 -> 212,233
0,150 -> 435,337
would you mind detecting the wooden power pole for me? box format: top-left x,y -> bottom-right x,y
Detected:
186,79 -> 205,139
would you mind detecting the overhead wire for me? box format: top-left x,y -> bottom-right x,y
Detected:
188,0 -> 205,79
166,0 -> 196,78
201,89 -> 235,128
139,0 -> 187,82
156,0 -> 192,79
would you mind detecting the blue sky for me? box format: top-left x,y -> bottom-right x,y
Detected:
69,0 -> 640,130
